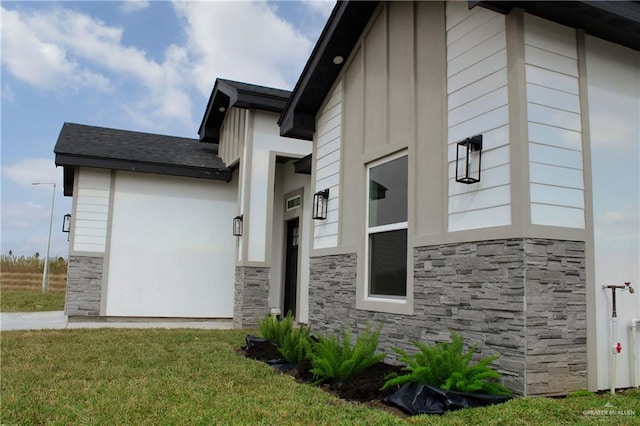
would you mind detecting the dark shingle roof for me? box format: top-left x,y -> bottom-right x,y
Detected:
55,123 -> 232,195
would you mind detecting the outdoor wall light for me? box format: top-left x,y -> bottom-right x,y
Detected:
455,134 -> 483,184
312,189 -> 330,220
62,214 -> 71,233
232,215 -> 243,236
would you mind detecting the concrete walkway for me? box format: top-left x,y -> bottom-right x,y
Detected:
0,311 -> 234,331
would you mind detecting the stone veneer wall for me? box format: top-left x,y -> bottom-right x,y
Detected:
308,238 -> 586,396
65,255 -> 103,316
523,240 -> 587,395
234,266 -> 270,328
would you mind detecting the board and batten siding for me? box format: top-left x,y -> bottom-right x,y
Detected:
73,167 -> 111,253
219,107 -> 246,167
446,2 -> 511,232
524,15 -> 584,228
313,80 -> 342,250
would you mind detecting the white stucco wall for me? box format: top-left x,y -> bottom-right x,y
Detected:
72,167 -> 111,253
446,2 -> 511,232
245,110 -> 312,263
105,171 -> 237,318
586,36 -> 640,390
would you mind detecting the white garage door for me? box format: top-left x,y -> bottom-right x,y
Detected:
105,171 -> 237,317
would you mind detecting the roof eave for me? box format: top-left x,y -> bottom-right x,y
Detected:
55,153 -> 232,183
199,79 -> 291,143
279,1 -> 379,139
474,1 -> 640,51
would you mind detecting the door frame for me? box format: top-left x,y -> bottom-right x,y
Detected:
282,188 -> 304,318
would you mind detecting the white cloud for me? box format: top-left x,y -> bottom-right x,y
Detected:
303,0 -> 336,18
0,2 -> 318,131
2,158 -> 64,189
121,0 -> 150,13
0,6 -> 192,127
172,1 -> 312,94
2,84 -> 15,102
1,8 -> 111,93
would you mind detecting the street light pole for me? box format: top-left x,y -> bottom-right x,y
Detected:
32,182 -> 56,293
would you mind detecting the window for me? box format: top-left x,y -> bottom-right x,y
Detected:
286,195 -> 301,211
366,154 -> 408,297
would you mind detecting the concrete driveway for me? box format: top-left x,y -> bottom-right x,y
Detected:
0,311 -> 234,331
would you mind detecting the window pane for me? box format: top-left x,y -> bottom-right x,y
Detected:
369,156 -> 408,227
369,229 -> 407,297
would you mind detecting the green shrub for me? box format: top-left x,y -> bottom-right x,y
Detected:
382,330 -> 510,396
310,323 -> 386,385
278,325 -> 313,364
258,311 -> 294,346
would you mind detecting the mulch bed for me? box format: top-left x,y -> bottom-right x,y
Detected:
241,336 -> 406,416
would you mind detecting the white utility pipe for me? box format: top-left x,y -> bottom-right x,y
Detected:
632,318 -> 640,388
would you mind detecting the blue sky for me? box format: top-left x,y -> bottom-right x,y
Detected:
1,0 -> 334,257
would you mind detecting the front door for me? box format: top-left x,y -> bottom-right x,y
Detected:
283,217 -> 299,317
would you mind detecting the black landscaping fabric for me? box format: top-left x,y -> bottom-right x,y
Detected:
383,382 -> 512,415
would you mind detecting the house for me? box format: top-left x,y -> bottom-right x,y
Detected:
279,1 -> 639,396
56,1 -> 639,397
55,79 -> 312,324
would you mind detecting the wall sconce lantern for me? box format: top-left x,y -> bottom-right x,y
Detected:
232,215 -> 243,236
456,134 -> 483,184
312,189 -> 330,220
62,214 -> 71,233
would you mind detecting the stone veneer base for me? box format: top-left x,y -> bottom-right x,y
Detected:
65,255 -> 104,316
234,266 -> 270,328
308,238 -> 587,396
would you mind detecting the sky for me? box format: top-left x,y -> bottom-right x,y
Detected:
1,0 -> 334,258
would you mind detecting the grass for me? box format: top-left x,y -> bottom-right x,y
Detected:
2,329 -> 639,425
1,253 -> 67,312
0,290 -> 66,312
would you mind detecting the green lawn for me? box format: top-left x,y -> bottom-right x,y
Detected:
0,290 -> 65,312
1,329 -> 639,425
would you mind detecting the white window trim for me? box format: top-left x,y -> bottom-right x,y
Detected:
363,151 -> 409,302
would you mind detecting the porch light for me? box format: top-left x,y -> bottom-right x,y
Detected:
62,214 -> 71,233
455,135 -> 483,184
313,189 -> 330,220
233,215 -> 243,236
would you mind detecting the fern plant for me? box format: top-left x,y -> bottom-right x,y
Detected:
382,330 -> 510,396
310,323 -> 386,385
278,325 -> 313,364
258,311 -> 294,346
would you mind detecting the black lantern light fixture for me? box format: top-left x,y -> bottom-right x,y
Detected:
62,214 -> 71,233
232,214 -> 243,236
312,189 -> 330,220
455,134 -> 483,184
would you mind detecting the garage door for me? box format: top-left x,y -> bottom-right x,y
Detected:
105,171 -> 237,317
